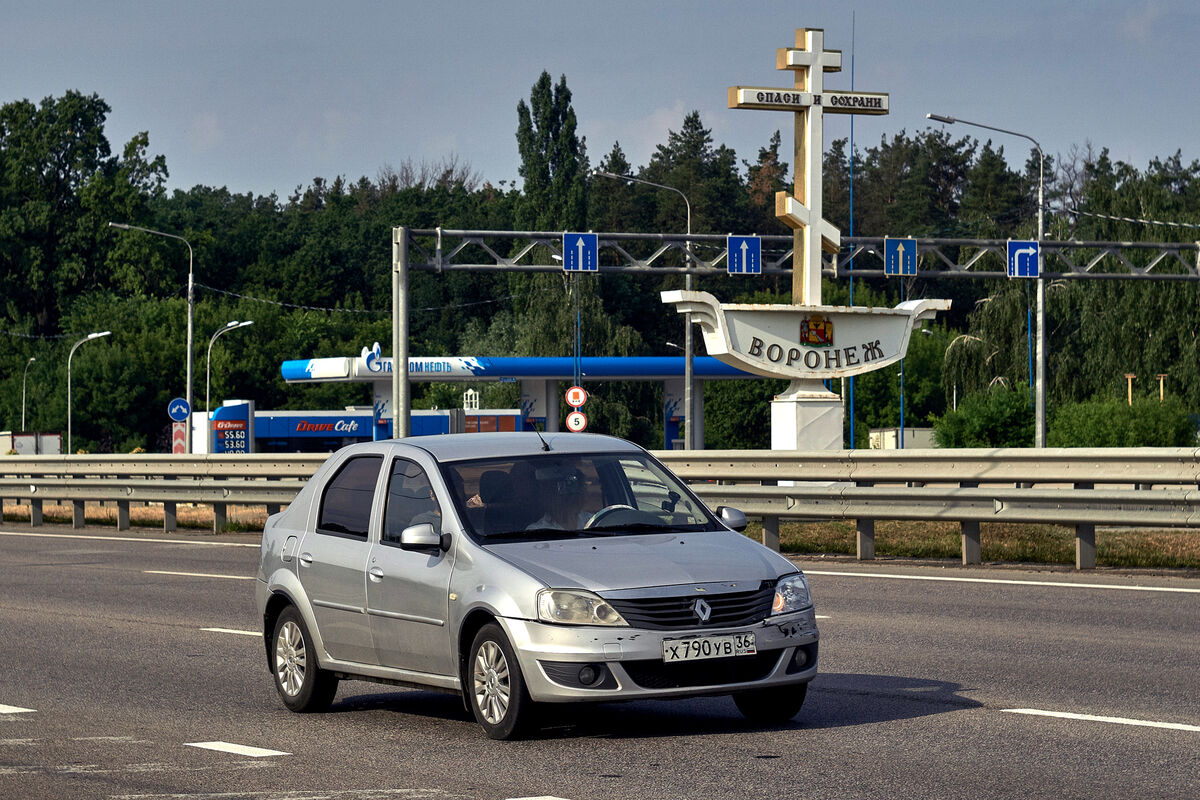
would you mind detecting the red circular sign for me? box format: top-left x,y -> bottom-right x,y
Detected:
565,411 -> 588,432
565,385 -> 588,408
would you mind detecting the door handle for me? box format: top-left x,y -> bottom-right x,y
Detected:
299,553 -> 313,566
368,566 -> 385,582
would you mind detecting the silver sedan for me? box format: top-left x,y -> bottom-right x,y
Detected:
256,432 -> 818,739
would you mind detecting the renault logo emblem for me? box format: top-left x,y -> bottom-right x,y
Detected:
692,598 -> 712,622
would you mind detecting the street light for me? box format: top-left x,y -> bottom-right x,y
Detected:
592,169 -> 697,449
21,357 -> 35,430
206,320 -> 254,414
926,113 -> 1046,446
109,222 -> 195,452
67,331 -> 111,453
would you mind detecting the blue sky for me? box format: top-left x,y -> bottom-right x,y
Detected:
3,1 -> 1196,198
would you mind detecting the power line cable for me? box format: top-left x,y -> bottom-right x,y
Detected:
1067,207 -> 1200,231
194,282 -> 522,314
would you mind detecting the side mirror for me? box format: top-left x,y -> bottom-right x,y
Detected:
400,523 -> 448,552
716,506 -> 748,533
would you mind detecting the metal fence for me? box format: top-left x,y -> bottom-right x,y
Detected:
4,448 -> 1200,570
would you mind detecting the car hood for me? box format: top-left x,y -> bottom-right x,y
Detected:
482,530 -> 792,592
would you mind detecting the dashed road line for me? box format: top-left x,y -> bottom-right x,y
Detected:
805,569 -> 1200,594
201,627 -> 259,637
0,704 -> 36,714
185,741 -> 290,758
1003,708 -> 1200,732
144,570 -> 255,580
0,529 -> 258,548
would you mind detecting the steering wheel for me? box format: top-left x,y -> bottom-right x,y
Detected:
584,504 -> 635,529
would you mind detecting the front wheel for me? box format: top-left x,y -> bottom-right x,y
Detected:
271,606 -> 338,712
468,623 -> 537,740
733,682 -> 807,724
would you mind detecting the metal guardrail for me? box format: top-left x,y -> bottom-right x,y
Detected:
0,454 -> 325,532
3,449 -> 1199,570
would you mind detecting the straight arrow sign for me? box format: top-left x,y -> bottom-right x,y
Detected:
562,233 -> 598,272
727,235 -> 762,274
884,237 -> 916,276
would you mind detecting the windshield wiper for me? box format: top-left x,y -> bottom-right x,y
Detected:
584,522 -> 706,534
481,528 -> 595,542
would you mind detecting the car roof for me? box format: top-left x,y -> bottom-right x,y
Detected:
351,431 -> 644,463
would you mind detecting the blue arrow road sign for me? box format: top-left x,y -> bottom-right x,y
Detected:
1007,240 -> 1040,278
884,237 -> 917,276
562,233 -> 598,271
727,235 -> 762,274
167,397 -> 191,422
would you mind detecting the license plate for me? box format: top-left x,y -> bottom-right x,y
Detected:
662,632 -> 756,663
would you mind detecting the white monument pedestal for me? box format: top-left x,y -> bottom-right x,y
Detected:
770,379 -> 843,450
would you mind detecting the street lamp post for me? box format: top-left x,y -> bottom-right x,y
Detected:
206,320 -> 254,415
926,113 -> 1046,447
592,170 -> 696,449
67,331 -> 111,453
109,222 -> 195,452
21,357 -> 35,430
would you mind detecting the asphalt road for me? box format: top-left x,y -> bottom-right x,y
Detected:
1,525 -> 1198,800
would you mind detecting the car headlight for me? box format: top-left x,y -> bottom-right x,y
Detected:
537,589 -> 628,626
771,573 -> 812,615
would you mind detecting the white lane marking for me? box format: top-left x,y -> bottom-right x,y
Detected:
0,705 -> 36,714
815,615 -> 831,619
0,530 -> 258,548
805,570 -> 1200,594
185,741 -> 290,758
1003,708 -> 1200,732
144,570 -> 255,580
201,627 -> 259,637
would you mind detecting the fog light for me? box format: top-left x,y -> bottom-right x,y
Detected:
792,648 -> 809,669
578,665 -> 599,685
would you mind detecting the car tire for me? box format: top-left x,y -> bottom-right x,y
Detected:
732,682 -> 807,724
271,606 -> 338,713
468,623 -> 537,740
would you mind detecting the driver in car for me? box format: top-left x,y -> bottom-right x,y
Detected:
525,469 -> 587,530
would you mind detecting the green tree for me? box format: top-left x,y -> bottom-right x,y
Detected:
1048,396 -> 1194,447
933,385 -> 1034,447
0,92 -> 167,333
514,71 -> 587,231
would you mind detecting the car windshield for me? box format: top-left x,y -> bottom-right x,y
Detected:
441,452 -> 717,541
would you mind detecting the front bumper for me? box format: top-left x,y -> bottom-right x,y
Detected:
500,607 -> 819,703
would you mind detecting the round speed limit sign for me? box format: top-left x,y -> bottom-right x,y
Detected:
565,410 -> 588,432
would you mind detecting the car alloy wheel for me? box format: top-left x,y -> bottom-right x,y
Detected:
473,640 -> 511,724
270,605 -> 338,713
468,624 -> 536,739
276,619 -> 307,697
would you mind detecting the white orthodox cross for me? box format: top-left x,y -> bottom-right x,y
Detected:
729,28 -> 889,306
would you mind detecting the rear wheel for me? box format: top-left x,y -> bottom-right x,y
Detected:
468,623 -> 537,740
733,682 -> 807,724
271,606 -> 338,712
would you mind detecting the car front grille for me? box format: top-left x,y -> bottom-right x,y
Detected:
621,650 -> 783,690
604,581 -> 776,631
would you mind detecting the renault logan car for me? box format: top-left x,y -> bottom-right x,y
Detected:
256,432 -> 819,739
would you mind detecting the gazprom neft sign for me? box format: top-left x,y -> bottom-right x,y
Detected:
727,87 -> 889,114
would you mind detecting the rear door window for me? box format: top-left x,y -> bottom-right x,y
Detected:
317,455 -> 383,539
